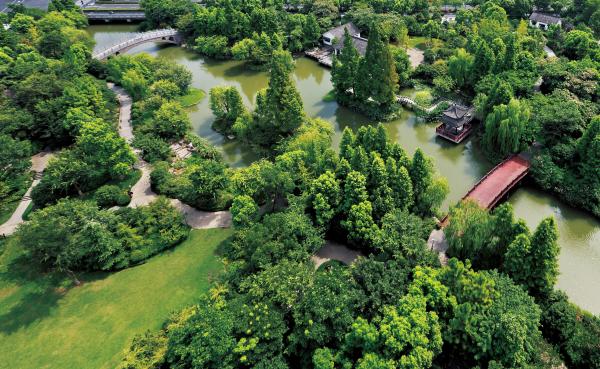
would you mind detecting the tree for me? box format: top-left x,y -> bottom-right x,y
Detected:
238,49 -> 304,148
209,85 -> 245,135
331,28 -> 360,102
48,0 -> 75,12
528,217 -> 560,296
152,101 -> 190,140
303,14 -> 321,47
341,201 -> 379,247
563,30 -> 597,60
355,24 -> 398,114
63,42 -> 90,76
409,149 -> 447,217
140,0 -> 193,28
76,119 -> 136,179
477,78 -> 513,120
0,135 -> 31,184
195,35 -> 230,59
483,99 -> 530,158
149,80 -> 180,100
289,267 -> 363,360
230,195 -> 258,228
309,170 -> 341,227
337,292 -> 442,369
122,69 -> 148,101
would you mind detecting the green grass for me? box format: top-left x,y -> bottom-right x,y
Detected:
177,88 -> 206,108
0,228 -> 232,369
407,36 -> 444,51
323,89 -> 336,102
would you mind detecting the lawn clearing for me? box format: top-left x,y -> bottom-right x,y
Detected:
407,36 -> 444,50
177,87 -> 206,107
0,228 -> 232,369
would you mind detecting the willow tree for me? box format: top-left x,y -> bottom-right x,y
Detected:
448,48 -> 474,90
483,99 -> 530,158
355,24 -> 398,114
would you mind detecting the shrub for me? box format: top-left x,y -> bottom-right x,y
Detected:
540,291 -> 600,369
132,134 -> 172,163
95,185 -> 130,208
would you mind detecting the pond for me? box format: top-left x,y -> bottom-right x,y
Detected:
88,24 -> 600,314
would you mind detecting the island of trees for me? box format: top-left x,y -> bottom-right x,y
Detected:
0,0 -> 598,369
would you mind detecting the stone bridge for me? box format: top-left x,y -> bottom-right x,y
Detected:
92,29 -> 182,60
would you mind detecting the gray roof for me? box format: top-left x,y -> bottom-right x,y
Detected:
529,12 -> 561,24
443,104 -> 472,120
333,35 -> 368,56
442,104 -> 474,127
323,22 -> 361,41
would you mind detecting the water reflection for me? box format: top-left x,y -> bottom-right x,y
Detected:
88,25 -> 600,313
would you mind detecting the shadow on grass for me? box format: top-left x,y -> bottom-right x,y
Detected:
0,246 -> 108,335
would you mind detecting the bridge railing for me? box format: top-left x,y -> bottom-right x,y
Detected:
92,29 -> 178,60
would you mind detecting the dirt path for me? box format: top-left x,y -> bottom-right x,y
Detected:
0,151 -> 54,236
311,240 -> 363,268
109,83 -> 231,229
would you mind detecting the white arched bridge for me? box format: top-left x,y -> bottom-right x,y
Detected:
92,29 -> 183,60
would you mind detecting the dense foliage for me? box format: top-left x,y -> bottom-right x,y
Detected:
16,197 -> 189,274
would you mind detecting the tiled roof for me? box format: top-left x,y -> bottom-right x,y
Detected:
323,22 -> 361,40
443,104 -> 473,120
529,12 -> 561,24
333,35 -> 368,56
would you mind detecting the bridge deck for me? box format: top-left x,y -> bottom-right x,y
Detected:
465,155 -> 530,209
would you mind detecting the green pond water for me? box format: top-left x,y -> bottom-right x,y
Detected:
88,25 -> 600,314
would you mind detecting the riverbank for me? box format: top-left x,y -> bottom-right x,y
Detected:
87,24 -> 600,314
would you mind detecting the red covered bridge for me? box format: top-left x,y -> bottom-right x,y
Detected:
440,154 -> 531,227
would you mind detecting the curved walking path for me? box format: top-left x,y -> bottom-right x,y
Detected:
311,240 -> 363,268
109,84 -> 231,228
0,151 -> 54,236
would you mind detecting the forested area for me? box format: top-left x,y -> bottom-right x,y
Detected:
0,6 -> 191,269
0,0 -> 599,368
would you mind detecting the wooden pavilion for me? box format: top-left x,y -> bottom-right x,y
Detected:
435,104 -> 475,143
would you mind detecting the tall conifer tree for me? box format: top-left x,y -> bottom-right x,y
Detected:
355,24 -> 398,112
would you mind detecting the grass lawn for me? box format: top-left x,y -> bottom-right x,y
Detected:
408,36 -> 444,50
177,87 -> 206,107
0,228 -> 232,369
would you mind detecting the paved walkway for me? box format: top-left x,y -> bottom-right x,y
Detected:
544,45 -> 556,58
311,240 -> 363,268
109,84 -> 232,229
407,48 -> 424,68
427,229 -> 448,266
0,151 -> 54,236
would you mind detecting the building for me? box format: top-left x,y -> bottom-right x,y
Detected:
322,22 -> 361,46
529,12 -> 562,30
307,22 -> 367,67
435,104 -> 475,143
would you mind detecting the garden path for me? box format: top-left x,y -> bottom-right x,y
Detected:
311,240 -> 363,268
0,151 -> 54,236
109,84 -> 232,229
